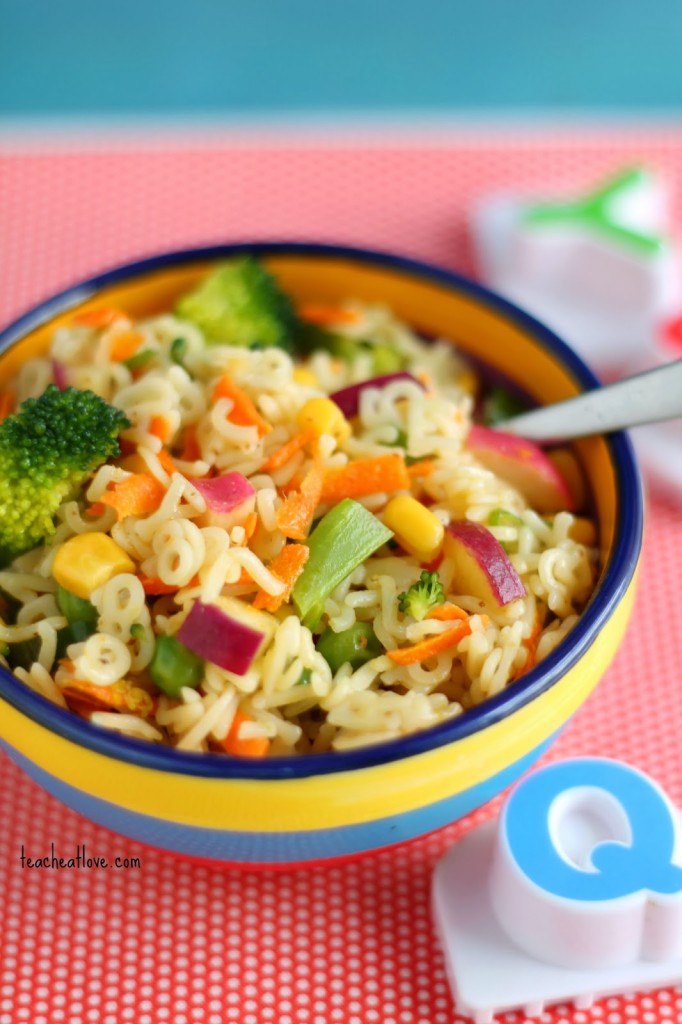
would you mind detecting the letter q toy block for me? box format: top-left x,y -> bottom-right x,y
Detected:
432,757 -> 682,1023
472,168 -> 680,376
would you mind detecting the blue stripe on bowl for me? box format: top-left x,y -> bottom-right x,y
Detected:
0,733 -> 557,864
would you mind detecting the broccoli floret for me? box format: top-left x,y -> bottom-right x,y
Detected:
295,322 -> 407,373
175,257 -> 299,350
0,385 -> 129,565
397,570 -> 445,621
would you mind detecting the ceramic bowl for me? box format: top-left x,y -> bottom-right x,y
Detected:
0,243 -> 643,867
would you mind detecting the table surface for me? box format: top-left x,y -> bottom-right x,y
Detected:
0,126 -> 681,1024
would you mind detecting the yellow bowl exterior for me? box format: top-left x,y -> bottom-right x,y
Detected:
0,578 -> 634,833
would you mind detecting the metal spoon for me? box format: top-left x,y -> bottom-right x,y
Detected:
497,359 -> 682,442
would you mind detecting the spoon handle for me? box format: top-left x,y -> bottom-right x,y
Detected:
498,359 -> 682,442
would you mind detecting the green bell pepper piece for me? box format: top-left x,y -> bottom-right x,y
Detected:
56,585 -> 98,635
149,635 -> 205,698
292,499 -> 393,629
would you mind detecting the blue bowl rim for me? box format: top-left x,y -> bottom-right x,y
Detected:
0,241 -> 644,781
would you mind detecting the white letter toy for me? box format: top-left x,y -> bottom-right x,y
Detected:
432,757 -> 682,1022
472,168 -> 680,376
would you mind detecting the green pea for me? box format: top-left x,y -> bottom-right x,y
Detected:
487,508 -> 524,553
316,623 -> 382,674
488,508 -> 524,528
369,342 -> 406,375
124,348 -> 156,371
170,337 -> 188,365
391,428 -> 434,467
149,635 -> 204,698
327,334 -> 357,363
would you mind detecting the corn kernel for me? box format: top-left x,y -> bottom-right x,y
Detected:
292,367 -> 319,388
383,495 -> 444,562
52,532 -> 135,600
296,397 -> 351,444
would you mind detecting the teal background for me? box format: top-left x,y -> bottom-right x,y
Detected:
1,0 -> 681,116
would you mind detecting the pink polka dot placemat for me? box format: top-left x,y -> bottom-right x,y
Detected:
1,126 -> 681,1024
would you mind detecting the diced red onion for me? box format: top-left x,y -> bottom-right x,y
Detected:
189,472 -> 255,512
329,372 -> 424,418
177,601 -> 264,676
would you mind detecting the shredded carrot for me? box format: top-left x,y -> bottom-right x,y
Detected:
407,459 -> 436,478
213,374 -> 271,436
276,462 -> 324,540
243,512 -> 259,541
178,423 -> 201,462
261,429 -> 316,473
421,552 -> 444,573
253,543 -> 310,612
139,575 -> 181,596
320,453 -> 409,504
148,416 -> 171,445
230,517 -> 260,549
60,677 -> 156,717
63,697 -> 100,720
155,447 -> 177,476
278,474 -> 304,496
139,573 -> 199,595
426,603 -> 469,622
72,307 -> 128,328
0,391 -> 15,422
221,710 -> 270,758
231,568 -> 256,586
109,329 -> 144,362
99,473 -> 166,521
298,304 -> 360,326
387,620 -> 472,666
87,501 -> 107,518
